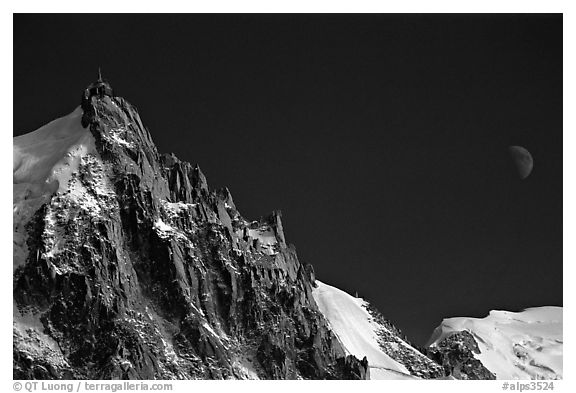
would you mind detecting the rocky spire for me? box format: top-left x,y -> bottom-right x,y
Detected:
14,79 -> 370,379
81,70 -> 115,128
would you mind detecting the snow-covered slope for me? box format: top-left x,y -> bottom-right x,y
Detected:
13,107 -> 103,377
313,280 -> 434,379
427,307 -> 562,379
13,107 -> 91,188
13,107 -> 98,271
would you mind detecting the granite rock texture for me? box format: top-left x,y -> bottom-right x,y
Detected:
13,83 -> 368,380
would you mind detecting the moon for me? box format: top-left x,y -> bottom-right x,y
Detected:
509,146 -> 533,179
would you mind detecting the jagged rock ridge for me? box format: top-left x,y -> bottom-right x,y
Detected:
426,331 -> 496,380
13,79 -> 369,379
16,77 -> 556,381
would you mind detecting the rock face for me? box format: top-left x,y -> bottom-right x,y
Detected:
426,331 -> 496,380
363,303 -> 444,379
13,80 -> 368,380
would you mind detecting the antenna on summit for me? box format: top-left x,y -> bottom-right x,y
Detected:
81,68 -> 115,128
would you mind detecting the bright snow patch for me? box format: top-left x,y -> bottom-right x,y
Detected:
247,227 -> 278,255
312,281 -> 416,380
13,107 -> 100,270
160,199 -> 197,219
14,107 -> 91,189
153,218 -> 193,245
427,306 -> 563,379
106,127 -> 134,148
232,356 -> 260,380
13,301 -> 69,369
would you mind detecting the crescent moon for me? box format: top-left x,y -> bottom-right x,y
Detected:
509,146 -> 533,179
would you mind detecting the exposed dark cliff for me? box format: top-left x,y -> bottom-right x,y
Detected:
426,331 -> 496,380
13,82 -> 368,380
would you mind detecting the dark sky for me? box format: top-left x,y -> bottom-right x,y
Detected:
14,14 -> 562,345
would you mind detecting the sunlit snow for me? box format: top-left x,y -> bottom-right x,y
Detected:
427,306 -> 562,379
13,107 -> 99,271
312,280 -> 417,380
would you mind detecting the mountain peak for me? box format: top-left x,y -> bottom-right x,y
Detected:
13,83 -> 371,379
81,72 -> 114,127
14,77 -> 561,381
